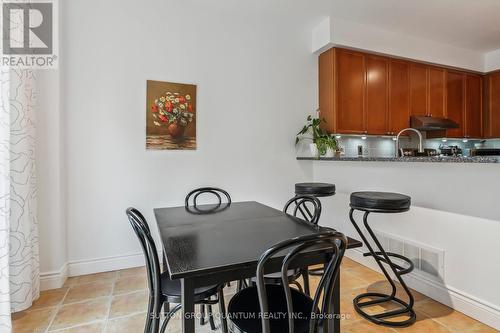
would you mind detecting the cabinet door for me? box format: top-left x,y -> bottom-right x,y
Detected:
336,49 -> 366,134
487,72 -> 500,138
428,67 -> 446,118
465,74 -> 482,138
410,64 -> 428,116
366,55 -> 388,135
446,71 -> 465,138
388,60 -> 410,135
318,48 -> 335,133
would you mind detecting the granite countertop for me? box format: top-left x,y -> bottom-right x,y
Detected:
297,156 -> 498,163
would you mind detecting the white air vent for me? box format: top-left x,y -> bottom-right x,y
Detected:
373,230 -> 445,280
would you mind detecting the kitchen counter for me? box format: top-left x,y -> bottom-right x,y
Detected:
297,156 -> 498,163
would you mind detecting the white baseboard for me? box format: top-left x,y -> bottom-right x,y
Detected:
67,252 -> 146,277
40,263 -> 68,291
39,253 -> 146,291
346,249 -> 500,330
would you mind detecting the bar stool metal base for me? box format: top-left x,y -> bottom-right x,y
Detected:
353,292 -> 416,327
348,194 -> 416,328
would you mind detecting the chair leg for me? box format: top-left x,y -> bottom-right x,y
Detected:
163,302 -> 170,317
150,298 -> 161,333
200,304 -> 206,325
237,279 -> 247,291
301,268 -> 310,296
208,305 -> 216,330
160,303 -> 182,333
218,289 -> 228,333
290,280 -> 303,293
145,296 -> 154,333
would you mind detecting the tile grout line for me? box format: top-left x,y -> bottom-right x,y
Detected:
49,295 -> 112,307
102,270 -> 119,333
44,287 -> 71,333
47,319 -> 105,332
44,270 -> 125,332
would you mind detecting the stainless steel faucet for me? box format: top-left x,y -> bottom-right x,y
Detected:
395,128 -> 424,157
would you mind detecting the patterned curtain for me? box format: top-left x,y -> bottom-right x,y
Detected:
0,68 -> 39,331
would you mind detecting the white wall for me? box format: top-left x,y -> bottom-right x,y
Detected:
36,68 -> 67,289
312,17 -> 485,72
311,160 -> 500,329
60,0 -> 317,273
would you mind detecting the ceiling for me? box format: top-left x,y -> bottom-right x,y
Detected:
327,0 -> 500,52
191,0 -> 500,52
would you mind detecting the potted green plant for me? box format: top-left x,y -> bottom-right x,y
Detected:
295,115 -> 338,157
315,134 -> 338,157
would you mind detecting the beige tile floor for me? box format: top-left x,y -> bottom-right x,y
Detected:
12,259 -> 498,333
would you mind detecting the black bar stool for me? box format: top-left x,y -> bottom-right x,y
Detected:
349,191 -> 416,327
294,182 -> 336,276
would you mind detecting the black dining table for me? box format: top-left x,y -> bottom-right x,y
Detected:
154,201 -> 362,333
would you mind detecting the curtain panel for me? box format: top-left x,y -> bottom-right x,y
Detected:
0,68 -> 39,331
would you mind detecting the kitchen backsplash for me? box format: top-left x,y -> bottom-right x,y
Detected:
324,136 -> 500,158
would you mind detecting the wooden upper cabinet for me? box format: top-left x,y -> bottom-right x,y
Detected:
428,67 -> 446,118
446,71 -> 465,138
365,55 -> 388,135
388,60 -> 410,135
318,48 -> 335,133
464,74 -> 482,138
336,49 -> 366,134
410,63 -> 428,116
485,71 -> 500,138
318,47 -> 490,138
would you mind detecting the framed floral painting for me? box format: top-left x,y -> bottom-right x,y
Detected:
146,80 -> 197,150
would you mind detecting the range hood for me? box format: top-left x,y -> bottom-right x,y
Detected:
410,116 -> 459,131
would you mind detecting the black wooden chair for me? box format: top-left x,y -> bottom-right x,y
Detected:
248,195 -> 322,295
227,230 -> 347,333
185,187 -> 231,208
185,187 -> 232,326
126,208 -> 228,333
283,195 -> 322,228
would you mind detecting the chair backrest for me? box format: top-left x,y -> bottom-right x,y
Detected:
126,208 -> 162,302
283,195 -> 322,226
185,187 -> 231,207
256,231 -> 347,333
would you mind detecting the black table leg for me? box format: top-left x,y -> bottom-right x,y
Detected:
181,278 -> 195,333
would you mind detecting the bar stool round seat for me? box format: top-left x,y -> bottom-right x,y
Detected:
349,191 -> 416,327
294,182 -> 336,197
350,191 -> 411,212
